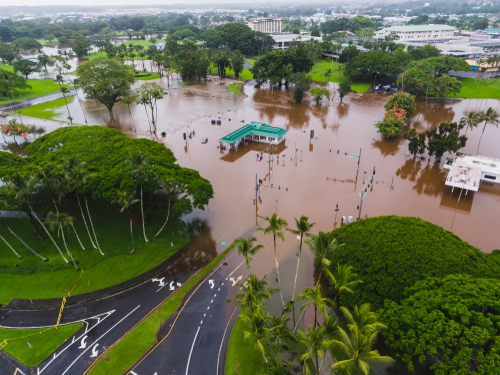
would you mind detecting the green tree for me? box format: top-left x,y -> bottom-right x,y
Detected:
124,151 -> 151,243
233,236 -> 263,271
340,304 -> 386,335
230,50 -> 245,79
345,51 -> 398,82
286,216 -> 315,304
324,263 -> 363,303
44,34 -> 55,43
75,57 -> 135,122
241,312 -> 271,364
433,75 -> 462,100
228,273 -> 279,313
298,325 -> 327,373
72,35 -> 91,57
0,69 -> 31,96
459,111 -> 480,146
477,107 -> 500,154
384,91 -> 416,117
13,58 -> 40,79
297,283 -> 335,330
425,122 -> 467,159
135,82 -> 167,134
339,78 -> 352,102
404,128 -> 426,157
113,191 -> 139,253
122,93 -> 137,132
12,37 -> 41,53
323,68 -> 332,83
381,275 -> 500,375
258,212 -> 289,307
310,87 -> 331,104
45,211 -> 78,270
290,72 -> 312,103
37,53 -> 52,73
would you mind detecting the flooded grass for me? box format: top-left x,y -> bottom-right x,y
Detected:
14,96 -> 74,122
0,79 -> 72,106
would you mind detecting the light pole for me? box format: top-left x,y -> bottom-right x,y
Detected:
330,146 -> 362,170
357,167 -> 376,220
255,172 -> 288,204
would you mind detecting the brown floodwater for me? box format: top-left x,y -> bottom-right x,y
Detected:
4,77 -> 500,374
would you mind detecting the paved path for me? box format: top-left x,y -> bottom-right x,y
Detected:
0,90 -> 76,112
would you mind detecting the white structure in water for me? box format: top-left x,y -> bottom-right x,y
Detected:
444,153 -> 500,192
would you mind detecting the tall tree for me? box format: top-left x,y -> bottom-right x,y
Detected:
45,211 -> 78,270
324,263 -> 363,303
233,236 -> 264,271
241,312 -> 271,364
298,325 -> 327,374
113,191 -> 139,253
135,82 -> 167,134
477,107 -> 499,155
258,213 -> 288,307
228,273 -> 279,313
296,283 -> 335,330
286,216 -> 316,304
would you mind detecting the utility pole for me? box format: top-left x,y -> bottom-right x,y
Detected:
357,167 -> 376,220
330,146 -> 362,170
255,172 -> 289,205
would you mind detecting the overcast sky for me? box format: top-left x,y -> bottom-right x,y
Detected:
0,0 -> 271,6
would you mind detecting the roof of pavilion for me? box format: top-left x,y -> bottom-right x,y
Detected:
219,122 -> 288,144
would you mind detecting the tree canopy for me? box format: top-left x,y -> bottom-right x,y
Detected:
345,51 -> 398,80
325,216 -> 500,309
0,68 -> 31,96
382,274 -> 500,375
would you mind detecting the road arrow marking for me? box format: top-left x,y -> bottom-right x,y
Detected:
229,275 -> 242,286
169,281 -> 175,290
152,278 -> 165,287
130,372 -> 138,375
209,279 -> 214,289
90,344 -> 99,358
78,336 -> 88,349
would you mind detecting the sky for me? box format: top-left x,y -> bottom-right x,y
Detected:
1,0 -> 273,6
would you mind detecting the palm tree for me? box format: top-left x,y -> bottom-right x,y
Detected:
8,174 -> 68,263
113,191 -> 139,253
123,93 -> 137,133
286,216 -> 316,303
45,211 -> 78,270
228,274 -> 279,313
296,283 -> 335,330
340,304 -> 387,335
459,111 -> 480,151
267,314 -> 292,348
475,59 -> 485,84
477,107 -> 500,154
323,69 -> 332,83
241,312 -> 271,364
63,160 -> 103,255
154,180 -> 177,238
258,213 -> 288,307
297,325 -> 326,374
233,236 -> 264,271
324,263 -> 363,303
124,152 -> 151,243
305,231 -> 343,283
262,355 -> 297,375
327,325 -> 394,375
72,78 -> 88,125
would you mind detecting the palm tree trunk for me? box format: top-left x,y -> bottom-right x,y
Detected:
62,92 -> 72,125
128,105 -> 136,133
315,352 -> 319,374
314,306 -> 318,329
292,237 -> 303,302
84,194 -> 104,255
477,122 -> 487,155
76,194 -> 96,249
0,234 -> 22,259
128,212 -> 135,253
273,236 -> 284,307
71,224 -> 85,250
294,307 -> 308,333
30,206 -> 68,263
140,184 -> 149,242
74,86 -> 88,125
155,197 -> 171,238
6,225 -> 47,261
61,229 -> 78,270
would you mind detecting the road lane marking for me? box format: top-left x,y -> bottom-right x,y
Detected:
216,307 -> 238,375
62,305 -> 140,375
185,327 -> 200,375
228,260 -> 246,277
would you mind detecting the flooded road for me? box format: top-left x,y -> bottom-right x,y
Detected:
3,76 -> 500,374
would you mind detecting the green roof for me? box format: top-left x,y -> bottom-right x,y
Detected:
219,122 -> 288,143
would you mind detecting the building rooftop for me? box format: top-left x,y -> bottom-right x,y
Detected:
377,24 -> 456,32
445,154 -> 500,192
219,122 -> 288,144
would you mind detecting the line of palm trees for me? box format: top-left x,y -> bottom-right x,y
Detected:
0,152 -> 174,266
228,214 -> 391,375
459,107 -> 500,154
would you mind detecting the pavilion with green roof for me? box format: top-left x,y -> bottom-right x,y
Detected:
219,122 -> 288,146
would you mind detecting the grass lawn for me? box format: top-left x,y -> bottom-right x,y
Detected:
226,310 -> 267,375
0,79 -> 72,106
122,40 -> 153,47
0,63 -> 14,72
0,209 -> 192,304
452,77 -> 500,99
228,83 -> 244,96
224,67 -> 253,81
245,58 -> 256,66
14,96 -> 74,122
0,323 -> 83,366
87,244 -> 235,375
135,72 -> 161,81
308,59 -> 371,94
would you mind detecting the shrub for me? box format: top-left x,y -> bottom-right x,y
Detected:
325,216 -> 500,309
384,92 -> 416,117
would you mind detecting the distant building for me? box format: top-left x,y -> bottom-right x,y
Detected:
375,24 -> 457,42
246,18 -> 282,34
270,33 -> 321,49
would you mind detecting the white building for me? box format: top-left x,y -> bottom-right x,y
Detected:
246,18 -> 282,34
444,154 -> 500,193
270,33 -> 322,49
375,24 -> 457,42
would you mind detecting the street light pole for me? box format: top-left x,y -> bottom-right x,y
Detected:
357,166 -> 376,220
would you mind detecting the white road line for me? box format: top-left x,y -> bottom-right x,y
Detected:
37,311 -> 115,375
2,311 -> 114,329
16,369 -> 26,375
228,260 -> 246,277
61,305 -> 140,375
185,326 -> 201,375
216,307 -> 238,375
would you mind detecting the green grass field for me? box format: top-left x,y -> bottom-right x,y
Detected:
15,96 -> 74,121
122,40 -> 154,47
0,323 -> 83,366
225,311 -> 267,375
228,83 -> 244,96
87,244 -> 234,375
0,79 -> 72,106
0,209 -> 191,304
308,59 -> 371,94
135,72 -> 161,81
0,63 -> 14,72
452,77 -> 500,99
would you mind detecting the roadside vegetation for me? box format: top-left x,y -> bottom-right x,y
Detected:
0,323 -> 83,366
14,96 -> 74,121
